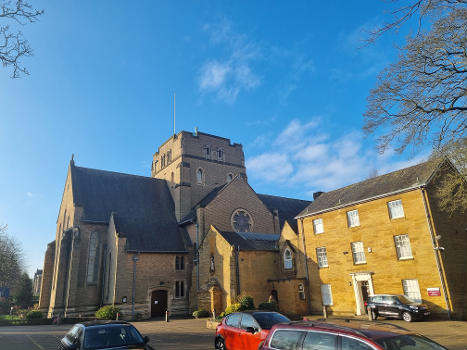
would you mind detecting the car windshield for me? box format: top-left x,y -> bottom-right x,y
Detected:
375,334 -> 447,350
83,325 -> 144,349
396,295 -> 416,304
253,312 -> 290,330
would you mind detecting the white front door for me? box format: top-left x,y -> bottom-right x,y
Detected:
350,273 -> 374,315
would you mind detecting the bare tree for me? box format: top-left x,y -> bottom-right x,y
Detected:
0,0 -> 43,78
0,225 -> 22,292
363,0 -> 466,212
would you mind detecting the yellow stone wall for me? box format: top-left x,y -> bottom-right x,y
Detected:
301,189 -> 450,316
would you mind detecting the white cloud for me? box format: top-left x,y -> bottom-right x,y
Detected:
198,19 -> 261,104
26,192 -> 33,198
246,153 -> 293,183
199,61 -> 231,90
247,119 -> 428,194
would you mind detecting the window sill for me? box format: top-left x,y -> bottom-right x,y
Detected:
353,262 -> 367,265
398,257 -> 414,261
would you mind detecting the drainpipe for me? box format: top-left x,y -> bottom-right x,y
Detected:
420,187 -> 451,320
300,218 -> 312,313
196,223 -> 200,291
131,254 -> 139,320
235,245 -> 241,296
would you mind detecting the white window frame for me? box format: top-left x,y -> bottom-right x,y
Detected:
321,284 -> 333,306
283,248 -> 293,270
388,199 -> 405,219
316,247 -> 328,268
351,242 -> 366,264
394,234 -> 413,260
346,209 -> 360,227
402,279 -> 421,303
217,148 -> 224,161
313,218 -> 324,234
203,146 -> 210,160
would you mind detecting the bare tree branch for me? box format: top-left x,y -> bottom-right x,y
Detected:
0,0 -> 43,78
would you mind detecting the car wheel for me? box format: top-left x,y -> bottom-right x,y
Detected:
371,310 -> 378,320
215,337 -> 226,350
402,311 -> 413,322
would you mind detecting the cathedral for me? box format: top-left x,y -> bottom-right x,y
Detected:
38,130 -> 311,319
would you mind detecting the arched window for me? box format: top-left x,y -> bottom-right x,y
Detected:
87,232 -> 99,284
227,173 -> 233,183
231,209 -> 253,233
283,248 -> 293,270
196,168 -> 204,185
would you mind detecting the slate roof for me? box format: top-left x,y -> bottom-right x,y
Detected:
258,194 -> 311,232
179,183 -> 228,224
296,159 -> 441,218
218,231 -> 279,251
71,164 -> 188,252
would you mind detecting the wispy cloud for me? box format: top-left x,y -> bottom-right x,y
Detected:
246,119 -> 429,195
199,19 -> 261,104
25,192 -> 34,198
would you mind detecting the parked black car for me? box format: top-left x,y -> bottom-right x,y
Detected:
59,320 -> 153,350
365,294 -> 430,322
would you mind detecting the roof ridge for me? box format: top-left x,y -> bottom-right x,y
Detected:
74,165 -> 160,181
258,193 -> 311,202
316,159 -> 435,198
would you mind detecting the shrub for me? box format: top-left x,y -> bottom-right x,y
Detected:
224,303 -> 241,316
95,305 -> 120,320
0,301 -> 9,314
26,310 -> 43,320
258,301 -> 278,311
192,309 -> 211,318
238,295 -> 254,311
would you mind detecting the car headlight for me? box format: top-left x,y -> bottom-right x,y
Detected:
409,306 -> 418,310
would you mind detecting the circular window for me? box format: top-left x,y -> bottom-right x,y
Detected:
231,209 -> 253,232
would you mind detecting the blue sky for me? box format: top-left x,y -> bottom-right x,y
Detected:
0,1 -> 428,276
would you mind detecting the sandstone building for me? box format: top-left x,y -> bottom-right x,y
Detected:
39,130 -> 466,320
295,159 -> 467,319
39,130 -> 310,318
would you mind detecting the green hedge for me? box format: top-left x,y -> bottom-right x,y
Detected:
258,301 -> 278,311
95,305 -> 120,320
26,310 -> 43,320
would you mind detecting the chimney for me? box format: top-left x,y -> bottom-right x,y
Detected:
313,191 -> 324,200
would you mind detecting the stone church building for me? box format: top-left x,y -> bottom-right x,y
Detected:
38,130 -> 311,319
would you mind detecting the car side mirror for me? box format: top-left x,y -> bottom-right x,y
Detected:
143,336 -> 150,344
246,327 -> 256,334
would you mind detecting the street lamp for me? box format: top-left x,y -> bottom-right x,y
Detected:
131,254 -> 139,320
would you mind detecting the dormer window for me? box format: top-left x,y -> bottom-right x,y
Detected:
203,146 -> 210,160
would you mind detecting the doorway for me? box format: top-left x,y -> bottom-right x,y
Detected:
151,290 -> 168,317
350,272 -> 374,315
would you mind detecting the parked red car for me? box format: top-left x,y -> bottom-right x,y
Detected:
259,319 -> 447,350
215,311 -> 290,350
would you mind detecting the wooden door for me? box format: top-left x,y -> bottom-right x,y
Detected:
151,290 -> 167,317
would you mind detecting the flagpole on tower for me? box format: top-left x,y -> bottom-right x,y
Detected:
173,92 -> 176,136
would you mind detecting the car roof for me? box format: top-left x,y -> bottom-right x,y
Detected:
272,319 -> 413,340
78,320 -> 131,328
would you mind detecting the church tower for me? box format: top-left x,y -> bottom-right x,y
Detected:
151,129 -> 247,221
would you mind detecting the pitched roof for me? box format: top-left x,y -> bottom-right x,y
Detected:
218,231 -> 279,251
179,183 -> 228,224
258,194 -> 311,232
71,164 -> 188,252
296,159 -> 440,218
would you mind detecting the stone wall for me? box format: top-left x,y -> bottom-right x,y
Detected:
301,189 -> 450,316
